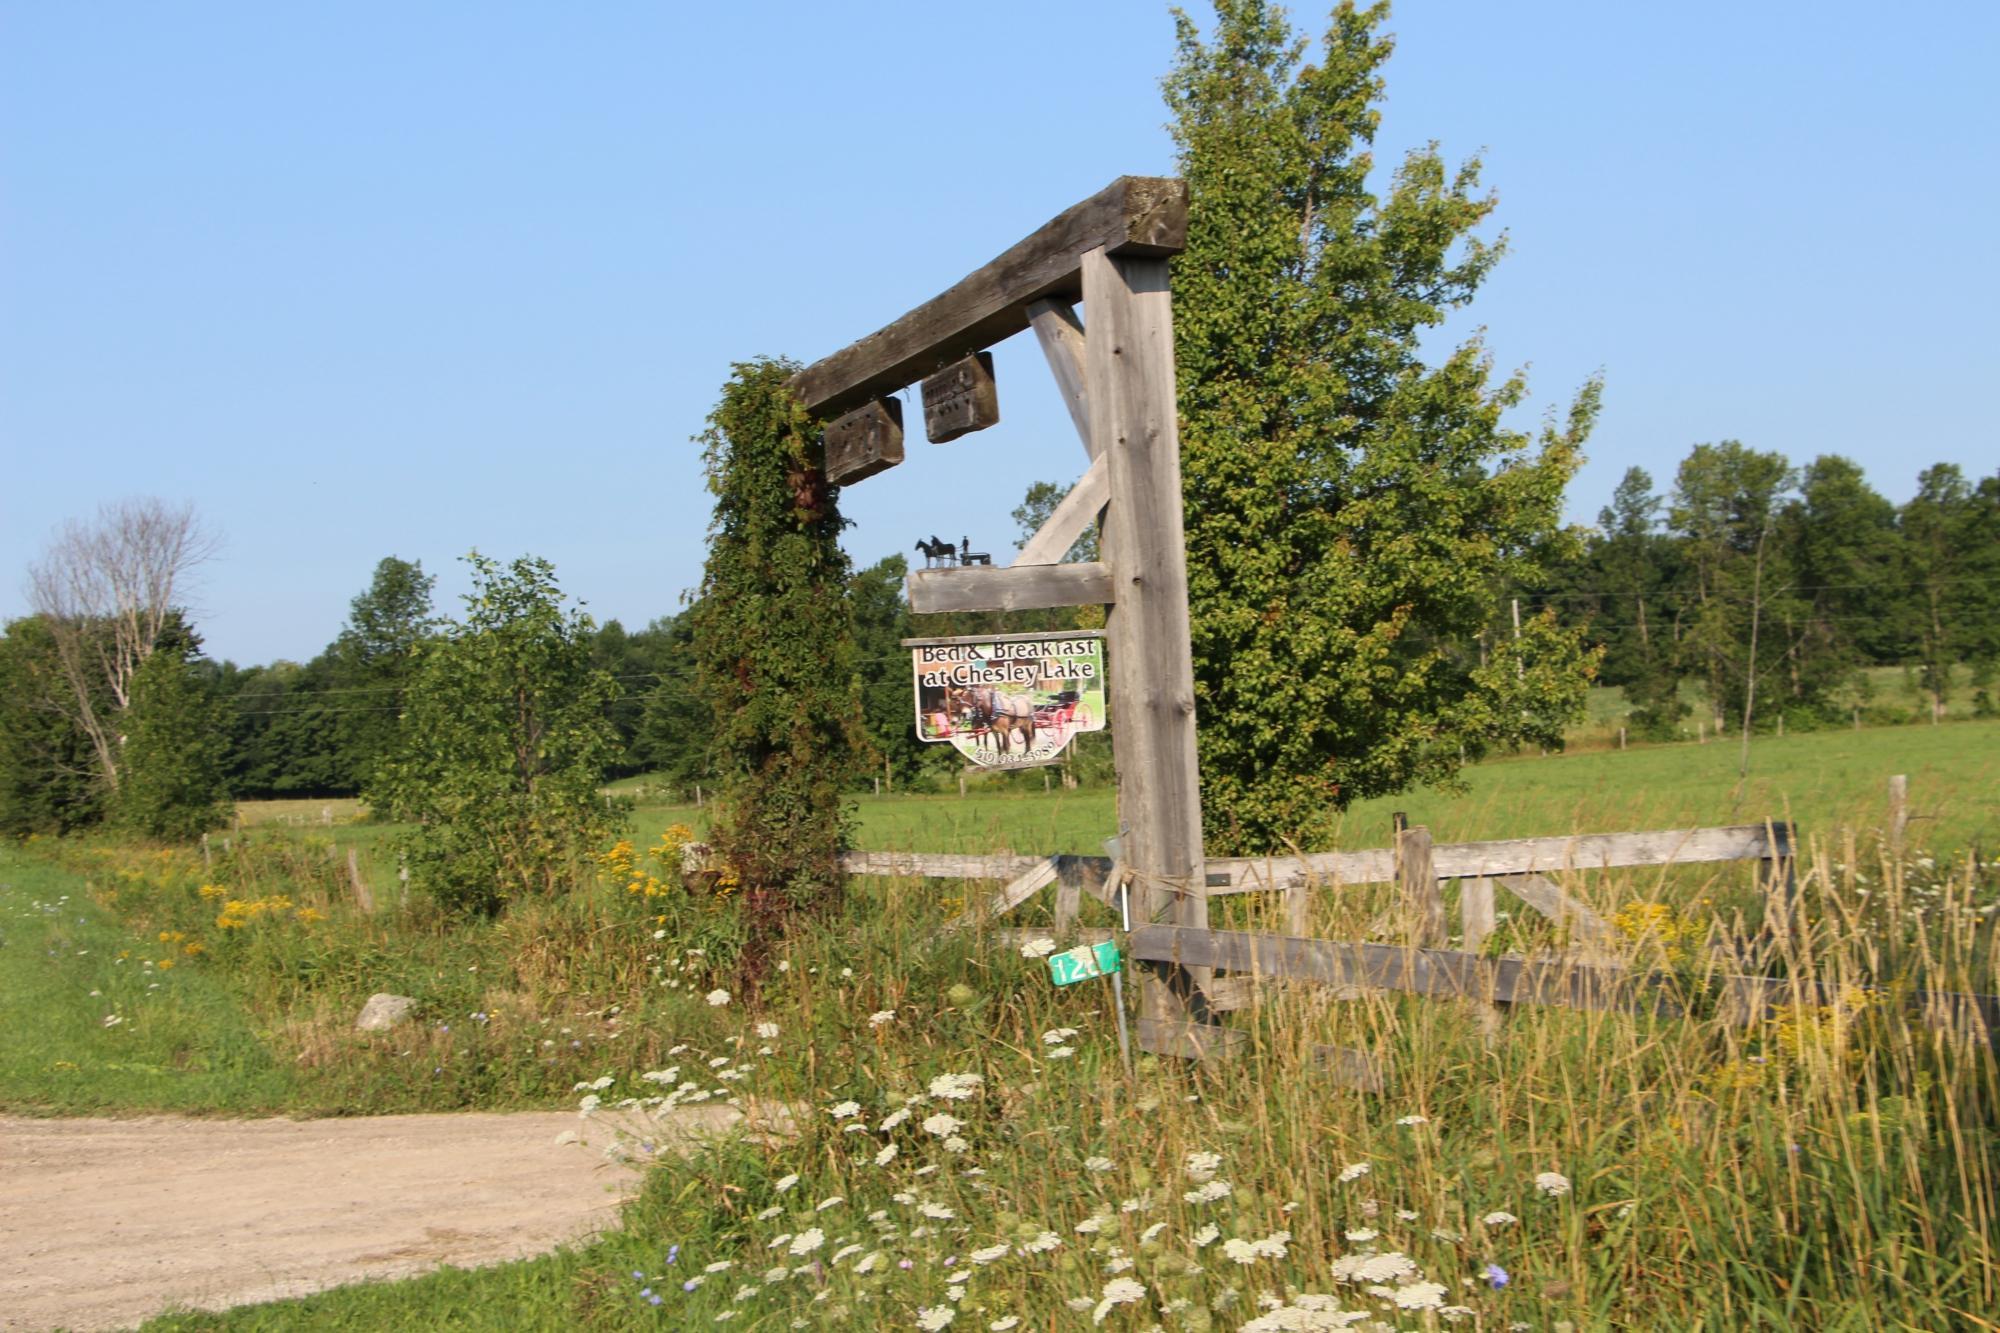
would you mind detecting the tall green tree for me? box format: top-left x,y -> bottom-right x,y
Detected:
370,553 -> 624,914
329,556 -> 436,791
1899,464 -> 2000,719
1167,0 -> 1600,851
1667,441 -> 1824,731
116,631 -> 232,841
692,360 -> 865,971
0,616 -> 108,835
1588,467 -> 1685,737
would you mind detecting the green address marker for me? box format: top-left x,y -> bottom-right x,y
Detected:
1048,940 -> 1123,987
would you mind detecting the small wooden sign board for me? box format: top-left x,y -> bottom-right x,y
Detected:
921,352 -> 999,443
824,397 -> 904,485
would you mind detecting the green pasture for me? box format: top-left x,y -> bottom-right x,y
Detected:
615,718 -> 2000,858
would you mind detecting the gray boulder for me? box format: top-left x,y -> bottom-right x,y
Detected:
355,993 -> 418,1032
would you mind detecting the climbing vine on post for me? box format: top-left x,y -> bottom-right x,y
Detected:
692,359 -> 866,977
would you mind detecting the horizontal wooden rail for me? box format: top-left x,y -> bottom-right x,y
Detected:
1131,924 -> 2000,1046
1208,823 -> 1793,893
791,176 -> 1187,419
839,850 -> 1047,879
1131,924 -> 1671,1015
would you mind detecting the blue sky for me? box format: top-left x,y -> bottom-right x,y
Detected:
3,2 -> 1994,666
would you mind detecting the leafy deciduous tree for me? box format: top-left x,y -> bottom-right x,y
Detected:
370,553 -> 624,914
1168,0 -> 1601,851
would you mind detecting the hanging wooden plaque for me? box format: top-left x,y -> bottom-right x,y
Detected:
921,352 -> 1000,443
823,397 -> 904,485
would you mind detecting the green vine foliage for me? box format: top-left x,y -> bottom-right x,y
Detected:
1169,0 -> 1602,853
370,553 -> 624,915
692,360 -> 865,971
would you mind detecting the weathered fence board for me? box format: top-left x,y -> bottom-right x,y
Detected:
935,857 -> 1060,936
839,851 -> 1046,880
1130,924 -> 1675,1017
791,176 -> 1187,419
1208,824 -> 1792,893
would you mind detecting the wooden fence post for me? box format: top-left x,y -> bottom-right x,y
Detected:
1460,876 -> 1495,956
1888,774 -> 1908,853
1397,825 -> 1444,946
1085,245 -> 1210,1039
347,848 -> 375,916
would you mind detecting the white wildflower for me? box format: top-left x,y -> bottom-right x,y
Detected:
755,1021 -> 780,1039
1331,1251 -> 1417,1283
942,1135 -> 971,1154
928,1072 -> 983,1100
1191,1223 -> 1221,1248
1337,1162 -> 1370,1183
923,1112 -> 965,1138
880,1107 -> 913,1132
856,1251 -> 884,1274
775,1173 -> 800,1193
1221,1231 -> 1291,1264
1092,1278 -> 1146,1324
1392,1281 -> 1448,1310
829,1101 -> 862,1119
970,1243 -> 1011,1265
1083,1156 -> 1115,1173
869,1009 -> 896,1027
1183,1180 -> 1232,1204
756,1205 -> 783,1221
1480,1211 -> 1518,1228
1140,1222 -> 1169,1243
919,1201 -> 957,1220
1042,1027 -> 1080,1045
1019,937 -> 1058,958
1185,1151 -> 1223,1180
874,1143 -> 899,1167
916,1306 -> 955,1331
789,1228 -> 824,1255
990,1319 -> 1021,1332
1535,1171 -> 1572,1198
706,989 -> 731,1007
1395,1114 -> 1428,1126
1046,1046 -> 1076,1059
1018,1231 -> 1062,1255
705,1260 -> 734,1273
1344,1227 -> 1379,1243
816,1195 -> 844,1212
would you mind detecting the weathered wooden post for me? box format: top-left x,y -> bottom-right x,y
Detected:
1082,244 -> 1212,1046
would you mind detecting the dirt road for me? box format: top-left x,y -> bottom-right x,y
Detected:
0,1107 -> 746,1332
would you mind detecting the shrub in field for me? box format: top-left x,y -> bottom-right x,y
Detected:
370,553 -> 625,914
691,359 -> 865,976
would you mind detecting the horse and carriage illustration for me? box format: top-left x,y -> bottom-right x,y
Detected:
910,634 -> 1105,768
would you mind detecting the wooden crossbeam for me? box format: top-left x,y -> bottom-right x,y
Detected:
1014,454 -> 1108,566
906,561 -> 1113,614
791,177 -> 1187,419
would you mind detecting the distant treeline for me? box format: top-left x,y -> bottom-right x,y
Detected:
1516,446 -> 1999,737
12,446 -> 1991,818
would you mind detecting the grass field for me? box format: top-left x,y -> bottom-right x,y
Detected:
611,719 -> 2000,859
7,719 -> 1995,1328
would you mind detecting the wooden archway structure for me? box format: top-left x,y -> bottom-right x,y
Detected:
792,177 -> 1219,1051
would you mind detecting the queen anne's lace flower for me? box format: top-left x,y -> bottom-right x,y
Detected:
928,1072 -> 984,1101
1392,1281 -> 1448,1310
1183,1180 -> 1232,1204
1535,1171 -> 1572,1198
1337,1162 -> 1370,1183
1092,1278 -> 1146,1324
922,1113 -> 965,1138
706,989 -> 731,1007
